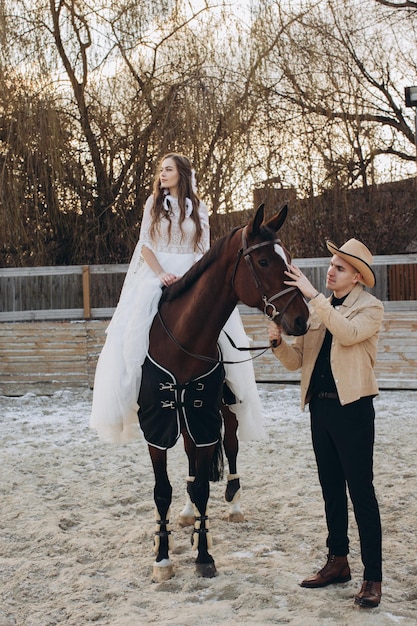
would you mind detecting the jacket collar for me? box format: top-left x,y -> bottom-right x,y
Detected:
335,283 -> 364,308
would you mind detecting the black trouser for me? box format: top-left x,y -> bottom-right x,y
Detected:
309,395 -> 382,582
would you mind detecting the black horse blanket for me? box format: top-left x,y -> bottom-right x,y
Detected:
138,354 -> 225,450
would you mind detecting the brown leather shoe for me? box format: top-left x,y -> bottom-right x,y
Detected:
354,580 -> 382,608
300,554 -> 351,588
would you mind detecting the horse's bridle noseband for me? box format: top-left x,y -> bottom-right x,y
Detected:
231,226 -> 301,322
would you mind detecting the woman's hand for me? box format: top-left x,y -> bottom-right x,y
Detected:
158,272 -> 179,286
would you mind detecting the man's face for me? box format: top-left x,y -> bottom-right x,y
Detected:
326,254 -> 360,298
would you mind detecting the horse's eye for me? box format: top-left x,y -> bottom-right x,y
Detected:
258,259 -> 269,268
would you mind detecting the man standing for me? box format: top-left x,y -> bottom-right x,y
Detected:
269,238 -> 383,608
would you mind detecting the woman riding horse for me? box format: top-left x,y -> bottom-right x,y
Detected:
90,154 -> 265,523
140,202 -> 309,579
90,154 -> 265,445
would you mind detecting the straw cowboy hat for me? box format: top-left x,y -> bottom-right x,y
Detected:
326,238 -> 376,288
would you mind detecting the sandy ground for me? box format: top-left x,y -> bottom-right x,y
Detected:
1,384 -> 416,626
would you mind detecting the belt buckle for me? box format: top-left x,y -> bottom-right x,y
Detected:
318,391 -> 338,400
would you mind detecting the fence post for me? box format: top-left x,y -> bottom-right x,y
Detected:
82,265 -> 91,319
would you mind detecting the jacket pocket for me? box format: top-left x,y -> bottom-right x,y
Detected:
308,320 -> 322,331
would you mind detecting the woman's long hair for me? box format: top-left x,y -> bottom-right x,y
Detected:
149,153 -> 203,250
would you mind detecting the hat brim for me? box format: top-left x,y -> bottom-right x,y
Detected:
326,241 -> 376,288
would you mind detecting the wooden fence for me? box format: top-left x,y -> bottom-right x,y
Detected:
388,263 -> 417,300
1,254 -> 417,322
0,258 -> 416,395
0,307 -> 416,396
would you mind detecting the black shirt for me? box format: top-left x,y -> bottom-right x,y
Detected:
309,294 -> 348,395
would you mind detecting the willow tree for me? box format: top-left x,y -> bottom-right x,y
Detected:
0,0 -> 269,265
246,0 -> 417,254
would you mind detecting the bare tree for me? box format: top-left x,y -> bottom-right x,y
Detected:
252,0 -> 417,187
1,0 -> 417,265
246,0 -> 417,253
1,0 -> 278,264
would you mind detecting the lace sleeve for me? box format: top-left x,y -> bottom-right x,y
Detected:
196,201 -> 210,259
137,195 -> 155,253
122,195 -> 154,278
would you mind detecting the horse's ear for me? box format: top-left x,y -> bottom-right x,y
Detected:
265,204 -> 288,233
247,203 -> 265,236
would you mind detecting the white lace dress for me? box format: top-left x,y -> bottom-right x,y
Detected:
90,194 -> 266,444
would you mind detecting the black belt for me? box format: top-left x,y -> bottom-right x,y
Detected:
317,392 -> 339,400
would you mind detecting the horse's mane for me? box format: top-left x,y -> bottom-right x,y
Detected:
160,222 -> 278,304
160,227 -> 241,303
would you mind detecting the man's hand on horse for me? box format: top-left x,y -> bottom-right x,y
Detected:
268,321 -> 282,348
285,264 -> 319,300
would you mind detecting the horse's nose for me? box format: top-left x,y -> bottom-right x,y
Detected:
294,316 -> 308,336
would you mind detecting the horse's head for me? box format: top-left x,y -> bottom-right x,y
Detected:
232,204 -> 309,336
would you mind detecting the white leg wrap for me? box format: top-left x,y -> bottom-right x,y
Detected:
180,498 -> 194,518
181,476 -> 195,515
229,498 -> 242,514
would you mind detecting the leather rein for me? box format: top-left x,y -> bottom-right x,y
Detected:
157,226 -> 301,365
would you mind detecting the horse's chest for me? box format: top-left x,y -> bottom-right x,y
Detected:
138,355 -> 224,449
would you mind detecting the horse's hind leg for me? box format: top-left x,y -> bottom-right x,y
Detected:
179,409 -> 244,525
148,445 -> 175,582
178,432 -> 196,527
222,405 -> 245,522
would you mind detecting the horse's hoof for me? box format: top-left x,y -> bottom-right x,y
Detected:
196,562 -> 218,578
228,511 -> 245,523
152,559 -> 174,582
178,514 -> 195,527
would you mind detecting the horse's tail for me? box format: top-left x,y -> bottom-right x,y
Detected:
209,439 -> 224,482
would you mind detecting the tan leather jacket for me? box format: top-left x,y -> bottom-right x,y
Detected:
272,284 -> 384,409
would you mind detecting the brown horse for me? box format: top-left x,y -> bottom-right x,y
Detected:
138,204 -> 309,581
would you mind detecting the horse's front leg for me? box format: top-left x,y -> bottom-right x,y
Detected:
148,445 -> 174,582
190,444 -> 218,578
